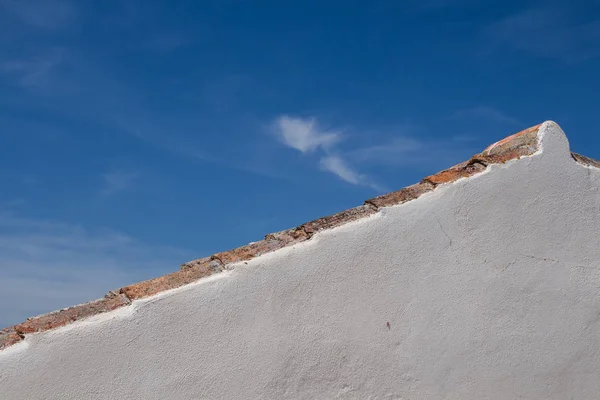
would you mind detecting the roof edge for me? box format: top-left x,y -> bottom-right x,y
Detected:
572,152 -> 600,169
2,121 -> 597,351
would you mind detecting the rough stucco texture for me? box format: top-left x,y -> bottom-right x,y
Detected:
1,122 -> 600,399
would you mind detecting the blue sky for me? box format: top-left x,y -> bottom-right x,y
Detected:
1,0 -> 599,326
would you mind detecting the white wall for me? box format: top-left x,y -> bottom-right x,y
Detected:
1,122 -> 600,399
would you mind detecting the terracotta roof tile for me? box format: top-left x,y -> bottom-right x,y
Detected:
423,160 -> 487,185
0,328 -> 23,350
301,204 -> 378,235
476,124 -> 541,164
210,227 -> 309,265
365,181 -> 435,208
122,258 -> 223,300
14,293 -> 131,334
3,122 -> 598,350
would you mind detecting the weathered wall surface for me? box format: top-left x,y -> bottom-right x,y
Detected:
1,122 -> 599,399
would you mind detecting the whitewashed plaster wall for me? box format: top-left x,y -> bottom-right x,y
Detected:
1,122 -> 599,399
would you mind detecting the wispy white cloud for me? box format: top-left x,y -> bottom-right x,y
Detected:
319,155 -> 387,192
319,155 -> 362,185
100,170 -> 139,198
273,115 -> 341,153
270,115 -> 387,190
318,154 -> 386,191
0,211 -> 192,327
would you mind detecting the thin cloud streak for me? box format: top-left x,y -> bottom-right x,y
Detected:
319,155 -> 386,192
0,211 -> 192,327
319,155 -> 362,185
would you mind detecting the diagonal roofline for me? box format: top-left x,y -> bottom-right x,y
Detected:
2,121 -> 599,351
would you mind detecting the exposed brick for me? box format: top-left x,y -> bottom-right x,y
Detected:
121,262 -> 220,300
365,181 -> 435,209
14,294 -> 131,334
572,152 -> 600,169
0,328 -> 22,350
301,205 -> 378,235
424,161 -> 487,185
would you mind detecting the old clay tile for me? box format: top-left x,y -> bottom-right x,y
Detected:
483,124 -> 541,154
212,227 -> 309,265
365,181 -> 435,209
212,240 -> 286,265
475,124 -> 541,164
424,160 -> 487,185
301,204 -> 378,235
14,294 -> 131,335
264,227 -> 309,244
0,328 -> 22,350
121,261 -> 220,300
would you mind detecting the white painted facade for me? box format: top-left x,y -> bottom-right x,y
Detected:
1,122 -> 600,399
